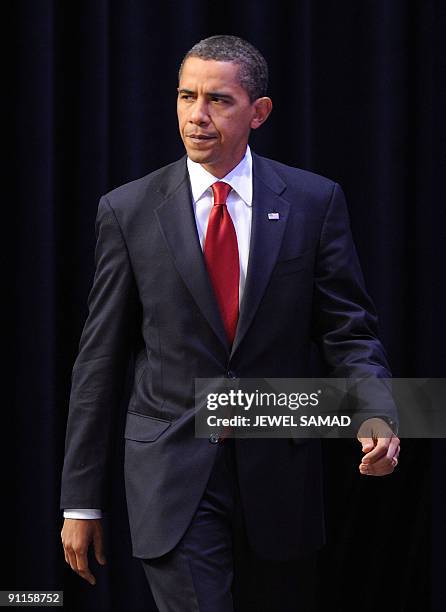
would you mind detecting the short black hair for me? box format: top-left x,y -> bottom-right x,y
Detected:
179,35 -> 268,103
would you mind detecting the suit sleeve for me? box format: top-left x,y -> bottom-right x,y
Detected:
60,195 -> 140,510
311,183 -> 398,432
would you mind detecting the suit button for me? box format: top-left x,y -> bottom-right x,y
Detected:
227,370 -> 236,378
209,433 -> 220,444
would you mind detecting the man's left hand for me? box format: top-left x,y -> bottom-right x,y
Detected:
357,417 -> 400,476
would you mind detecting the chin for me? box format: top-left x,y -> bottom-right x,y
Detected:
186,150 -> 212,164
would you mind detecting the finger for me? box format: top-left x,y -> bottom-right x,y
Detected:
65,546 -> 78,572
386,437 -> 400,459
364,457 -> 396,473
359,437 -> 375,453
74,549 -> 96,586
61,537 -> 69,565
359,463 -> 394,476
360,451 -> 394,471
359,454 -> 397,476
93,528 -> 106,565
361,438 -> 392,464
61,532 -> 70,565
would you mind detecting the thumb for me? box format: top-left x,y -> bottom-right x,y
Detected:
93,526 -> 107,565
359,437 -> 375,453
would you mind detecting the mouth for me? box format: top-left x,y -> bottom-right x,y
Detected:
186,134 -> 217,143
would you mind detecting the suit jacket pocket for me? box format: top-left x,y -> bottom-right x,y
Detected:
124,411 -> 171,442
273,253 -> 309,277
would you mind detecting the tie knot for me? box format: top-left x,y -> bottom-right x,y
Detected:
211,182 -> 232,206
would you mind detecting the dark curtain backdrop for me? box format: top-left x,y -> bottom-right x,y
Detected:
9,1 -> 445,611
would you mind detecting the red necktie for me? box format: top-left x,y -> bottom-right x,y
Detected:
204,181 -> 240,345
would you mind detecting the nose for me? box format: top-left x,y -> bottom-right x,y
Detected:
189,98 -> 210,126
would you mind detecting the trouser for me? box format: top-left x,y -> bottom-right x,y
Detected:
141,439 -> 317,611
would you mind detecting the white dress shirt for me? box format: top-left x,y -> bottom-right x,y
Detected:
64,146 -> 253,520
187,145 -> 253,303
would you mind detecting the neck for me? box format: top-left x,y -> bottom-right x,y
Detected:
200,149 -> 247,179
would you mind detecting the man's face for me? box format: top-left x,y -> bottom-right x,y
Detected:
177,57 -> 270,178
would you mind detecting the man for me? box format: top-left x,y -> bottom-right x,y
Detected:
60,35 -> 400,611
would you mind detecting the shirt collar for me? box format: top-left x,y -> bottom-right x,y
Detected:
186,145 -> 253,206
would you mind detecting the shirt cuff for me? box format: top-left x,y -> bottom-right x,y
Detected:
63,509 -> 103,519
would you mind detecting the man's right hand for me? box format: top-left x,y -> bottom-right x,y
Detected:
61,518 -> 106,585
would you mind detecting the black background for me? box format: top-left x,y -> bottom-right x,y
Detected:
8,1 -> 446,610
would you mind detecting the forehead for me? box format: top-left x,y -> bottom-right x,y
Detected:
179,57 -> 245,93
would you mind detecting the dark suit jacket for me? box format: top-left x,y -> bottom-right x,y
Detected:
60,152 -> 397,561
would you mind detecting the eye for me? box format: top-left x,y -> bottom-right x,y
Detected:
179,93 -> 194,101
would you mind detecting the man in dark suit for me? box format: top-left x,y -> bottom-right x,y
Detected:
60,35 -> 400,611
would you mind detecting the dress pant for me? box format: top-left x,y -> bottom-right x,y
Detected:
141,439 -> 317,612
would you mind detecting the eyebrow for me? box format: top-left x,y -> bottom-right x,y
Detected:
178,88 -> 234,102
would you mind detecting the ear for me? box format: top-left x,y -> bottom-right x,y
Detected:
250,97 -> 273,130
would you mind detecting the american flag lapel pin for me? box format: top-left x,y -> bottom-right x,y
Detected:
268,212 -> 280,220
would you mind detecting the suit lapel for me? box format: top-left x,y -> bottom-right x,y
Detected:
154,159 -> 230,352
154,154 -> 292,359
230,154 -> 290,358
